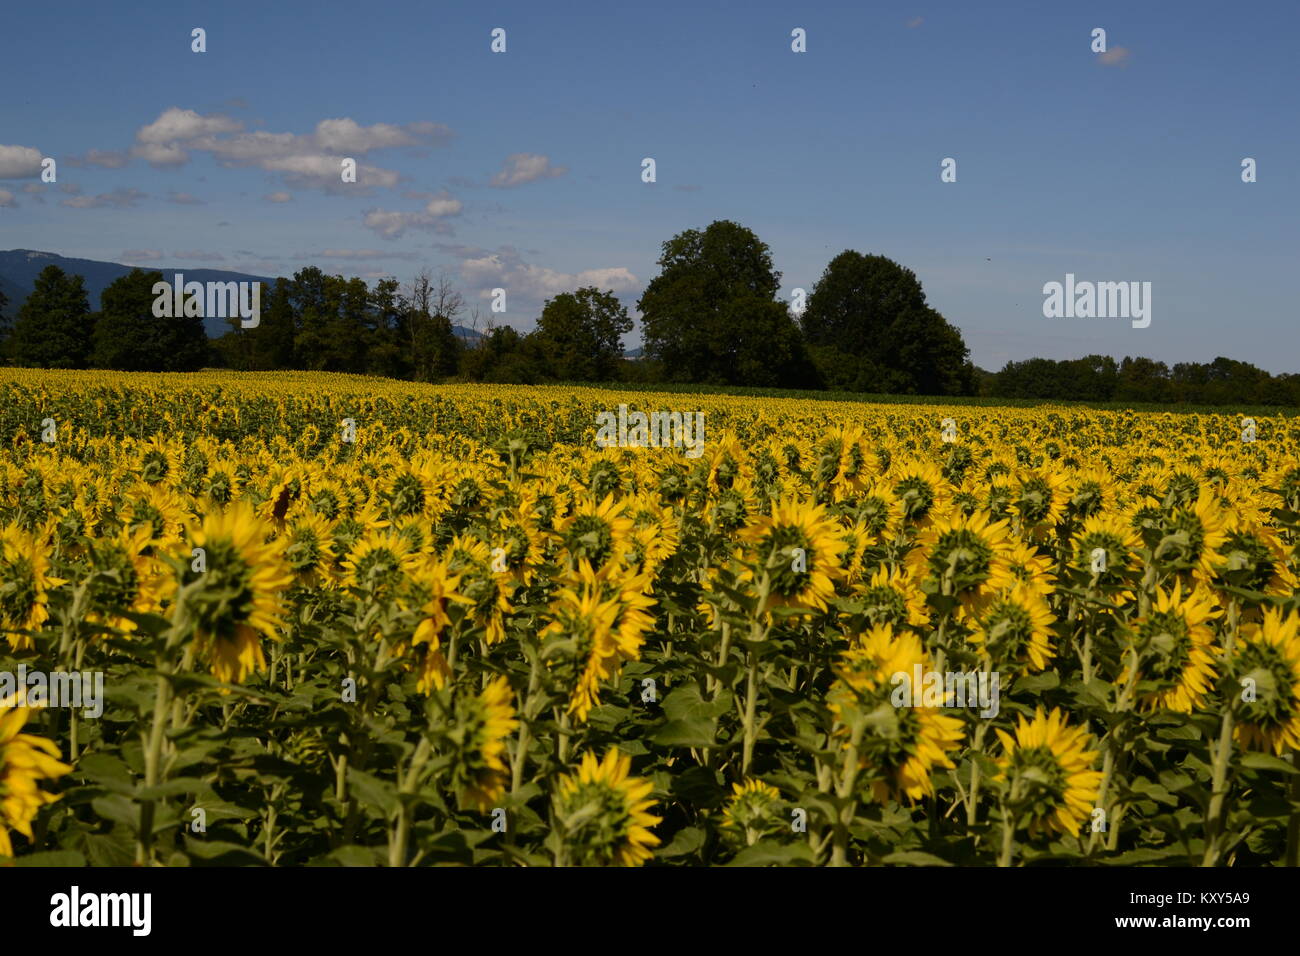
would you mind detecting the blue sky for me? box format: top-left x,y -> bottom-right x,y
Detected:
2,0 -> 1298,372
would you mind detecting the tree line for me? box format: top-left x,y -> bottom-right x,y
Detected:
1,218 -> 1295,406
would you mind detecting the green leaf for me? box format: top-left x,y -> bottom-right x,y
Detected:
9,850 -> 87,867
880,850 -> 955,866
651,717 -> 717,748
347,768 -> 400,815
1240,752 -> 1300,776
725,840 -> 815,867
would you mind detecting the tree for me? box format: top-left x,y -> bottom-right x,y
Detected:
0,287 -> 10,363
534,286 -> 632,381
10,265 -> 94,369
638,220 -> 802,385
91,269 -> 208,371
801,251 -> 971,394
403,270 -> 463,382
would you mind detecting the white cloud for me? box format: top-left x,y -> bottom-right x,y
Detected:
489,153 -> 567,188
0,145 -> 43,179
361,191 -> 463,238
437,244 -> 638,302
121,108 -> 451,189
263,191 -> 293,203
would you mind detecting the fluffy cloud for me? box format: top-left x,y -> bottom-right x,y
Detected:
124,108 -> 452,188
0,189 -> 16,208
0,145 -> 43,179
1098,47 -> 1131,66
489,153 -> 567,188
263,191 -> 293,203
361,192 -> 463,238
436,243 -> 638,303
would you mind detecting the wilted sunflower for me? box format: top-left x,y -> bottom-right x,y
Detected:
995,707 -> 1102,839
185,503 -> 293,684
1126,581 -> 1220,713
451,676 -> 519,812
737,499 -> 846,614
552,748 -> 661,866
829,624 -> 964,804
1229,608 -> 1300,755
0,525 -> 64,651
0,702 -> 72,857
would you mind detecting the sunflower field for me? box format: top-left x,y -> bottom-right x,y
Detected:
2,369 -> 1299,867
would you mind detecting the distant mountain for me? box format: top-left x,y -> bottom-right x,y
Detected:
0,250 -> 484,343
0,250 -> 275,338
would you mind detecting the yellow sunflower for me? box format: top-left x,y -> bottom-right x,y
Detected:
1127,581 -> 1220,713
829,623 -> 965,804
0,702 -> 72,858
995,707 -> 1102,839
966,581 -> 1057,675
0,525 -> 64,651
184,503 -> 293,684
453,676 -> 520,812
1230,608 -> 1300,755
552,748 -> 661,866
737,499 -> 846,614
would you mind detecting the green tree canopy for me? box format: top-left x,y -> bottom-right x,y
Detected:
91,269 -> 208,371
534,286 -> 632,381
10,265 -> 94,369
801,251 -> 970,393
638,219 -> 808,386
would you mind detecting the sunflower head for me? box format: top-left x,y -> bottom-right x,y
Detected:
995,707 -> 1102,839
829,624 -> 964,804
552,748 -> 661,867
0,703 -> 72,857
720,778 -> 787,845
738,499 -> 845,613
1229,609 -> 1300,755
449,676 -> 519,812
184,502 -> 293,684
